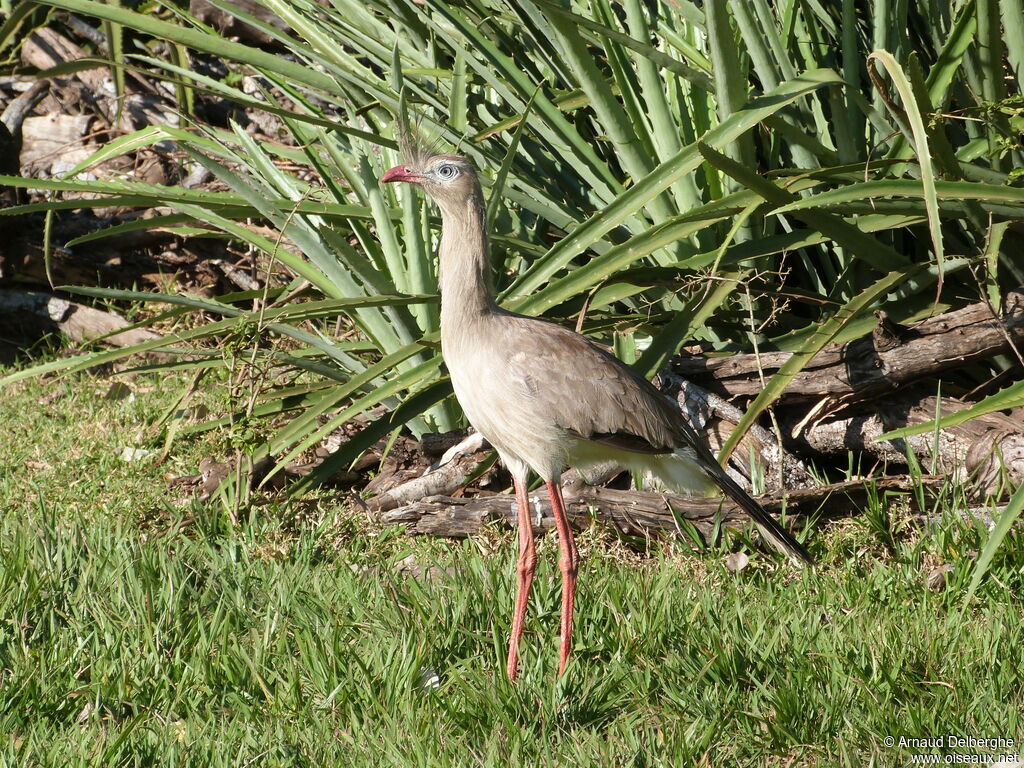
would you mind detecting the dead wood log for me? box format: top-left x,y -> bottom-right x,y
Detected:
0,288 -> 161,347
658,371 -> 816,490
1,81 -> 48,204
368,432 -> 491,512
21,27 -> 178,134
0,222 -> 233,293
784,393 -> 1024,491
21,28 -> 119,128
671,289 -> 1024,401
380,475 -> 946,542
189,0 -> 291,46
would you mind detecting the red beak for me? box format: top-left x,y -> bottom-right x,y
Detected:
380,165 -> 425,184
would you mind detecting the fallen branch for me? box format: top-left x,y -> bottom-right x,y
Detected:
368,431 -> 490,512
0,288 -> 161,347
782,393 -> 1024,492
671,289 -> 1024,401
380,475 -> 946,543
658,371 -> 817,490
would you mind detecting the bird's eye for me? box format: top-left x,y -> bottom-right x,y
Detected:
437,164 -> 458,179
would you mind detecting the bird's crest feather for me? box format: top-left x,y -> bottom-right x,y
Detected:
397,115 -> 449,168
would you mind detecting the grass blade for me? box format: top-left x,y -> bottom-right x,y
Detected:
505,69 -> 844,302
961,480 -> 1024,608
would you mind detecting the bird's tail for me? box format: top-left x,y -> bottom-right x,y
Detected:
702,459 -> 812,565
648,451 -> 812,566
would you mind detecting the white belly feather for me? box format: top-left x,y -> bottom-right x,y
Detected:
448,359 -> 570,481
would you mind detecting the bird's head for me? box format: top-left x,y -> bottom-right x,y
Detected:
380,153 -> 480,209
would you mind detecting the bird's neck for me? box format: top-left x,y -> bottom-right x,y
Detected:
437,192 -> 497,326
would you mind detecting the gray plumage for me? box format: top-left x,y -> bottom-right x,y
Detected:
382,151 -> 810,565
382,149 -> 811,681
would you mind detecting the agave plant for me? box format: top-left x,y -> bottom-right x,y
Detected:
2,0 -> 1022,493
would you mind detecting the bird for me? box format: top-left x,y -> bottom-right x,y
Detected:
380,143 -> 811,682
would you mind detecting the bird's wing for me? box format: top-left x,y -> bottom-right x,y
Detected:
501,314 -> 812,565
503,315 -> 686,453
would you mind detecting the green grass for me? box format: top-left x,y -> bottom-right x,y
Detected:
1,368 -> 1022,766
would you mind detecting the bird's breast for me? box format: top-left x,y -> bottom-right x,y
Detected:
442,321 -> 569,480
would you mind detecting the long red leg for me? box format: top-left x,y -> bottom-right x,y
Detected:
506,477 -> 536,681
547,480 -> 579,676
